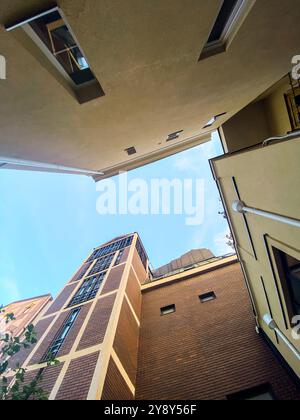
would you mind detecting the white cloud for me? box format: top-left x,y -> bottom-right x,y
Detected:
213,228 -> 233,257
173,155 -> 198,172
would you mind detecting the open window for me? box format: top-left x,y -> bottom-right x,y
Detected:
265,235 -> 300,329
5,7 -> 105,104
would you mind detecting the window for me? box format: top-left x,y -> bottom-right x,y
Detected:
89,253 -> 115,276
273,248 -> 300,321
115,249 -> 125,266
136,238 -> 148,269
161,304 -> 176,316
87,236 -> 133,261
41,307 -> 80,362
199,292 -> 216,303
67,272 -> 106,307
227,384 -> 276,400
199,0 -> 255,61
6,7 -> 104,103
285,82 -> 300,131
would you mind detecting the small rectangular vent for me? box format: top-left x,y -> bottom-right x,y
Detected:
125,147 -> 137,156
161,304 -> 176,316
167,130 -> 184,142
199,292 -> 216,303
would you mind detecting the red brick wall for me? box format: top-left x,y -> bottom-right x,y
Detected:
132,249 -> 147,283
113,298 -> 139,385
102,357 -> 134,400
69,261 -> 93,283
120,246 -> 131,264
101,264 -> 125,295
29,311 -> 70,365
44,284 -> 78,316
77,294 -> 116,351
8,315 -> 55,369
21,363 -> 64,400
56,352 -> 100,400
136,262 -> 300,400
126,268 -> 142,320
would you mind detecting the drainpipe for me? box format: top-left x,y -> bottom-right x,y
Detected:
232,201 -> 300,229
263,314 -> 300,362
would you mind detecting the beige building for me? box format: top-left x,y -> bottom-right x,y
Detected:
0,295 -> 52,344
211,75 -> 300,380
0,1 -> 300,178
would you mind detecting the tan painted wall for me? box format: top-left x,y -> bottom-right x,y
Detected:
222,76 -> 294,153
212,137 -> 300,379
264,78 -> 292,137
221,100 -> 271,153
1,1 -> 300,176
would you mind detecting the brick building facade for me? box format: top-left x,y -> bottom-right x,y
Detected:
4,234 -> 300,400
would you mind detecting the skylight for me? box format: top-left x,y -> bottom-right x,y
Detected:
5,7 -> 105,103
199,0 -> 255,61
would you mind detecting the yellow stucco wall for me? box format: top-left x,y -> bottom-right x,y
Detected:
222,76 -> 294,153
212,137 -> 300,379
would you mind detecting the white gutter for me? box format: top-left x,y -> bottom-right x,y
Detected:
263,314 -> 300,362
232,200 -> 300,229
0,157 -> 104,176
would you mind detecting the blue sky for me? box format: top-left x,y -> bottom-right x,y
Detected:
0,131 -> 231,306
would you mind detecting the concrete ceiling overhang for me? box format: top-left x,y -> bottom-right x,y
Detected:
0,0 -> 300,179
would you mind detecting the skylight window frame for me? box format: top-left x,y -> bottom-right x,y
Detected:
5,6 -> 105,103
199,0 -> 256,61
21,7 -> 93,89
